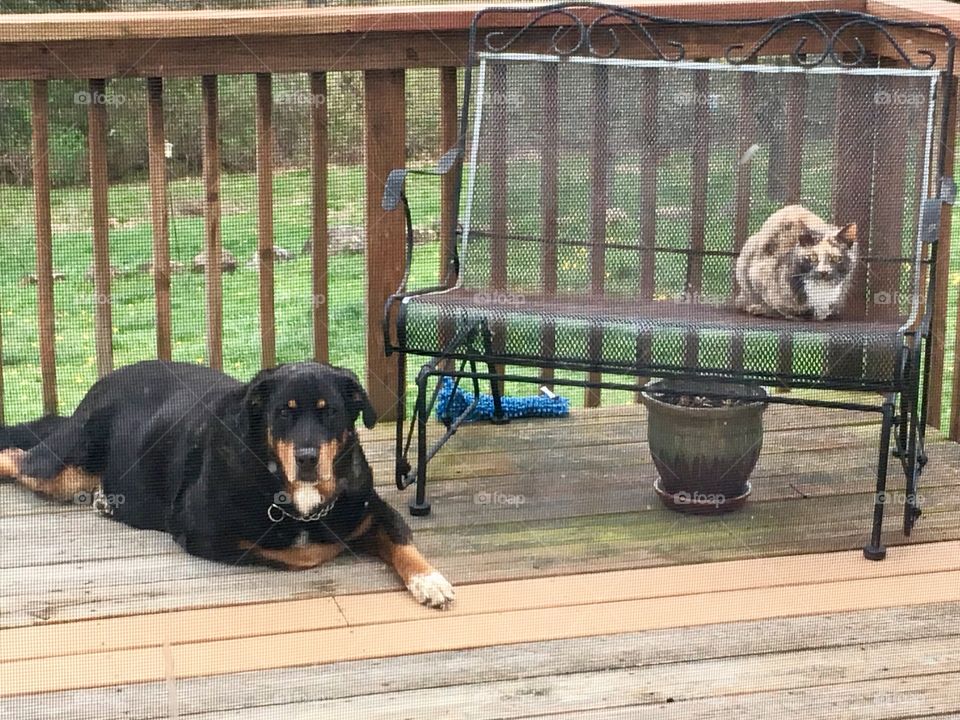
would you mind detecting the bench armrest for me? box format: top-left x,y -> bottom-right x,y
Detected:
381,147 -> 462,354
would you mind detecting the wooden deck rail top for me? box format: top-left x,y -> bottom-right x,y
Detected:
0,2 -> 870,42
0,2 -> 956,63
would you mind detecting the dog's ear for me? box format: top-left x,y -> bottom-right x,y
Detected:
334,368 -> 377,429
239,367 -> 278,433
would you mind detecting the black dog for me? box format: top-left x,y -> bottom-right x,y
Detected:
0,360 -> 454,608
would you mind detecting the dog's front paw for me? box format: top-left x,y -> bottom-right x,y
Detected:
407,571 -> 455,609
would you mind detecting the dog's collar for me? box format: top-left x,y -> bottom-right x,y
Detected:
267,497 -> 337,523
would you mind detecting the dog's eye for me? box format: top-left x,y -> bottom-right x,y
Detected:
278,407 -> 291,419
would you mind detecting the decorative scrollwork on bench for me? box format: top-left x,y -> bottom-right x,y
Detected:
475,3 -> 949,70
481,6 -> 683,60
725,15 -> 939,70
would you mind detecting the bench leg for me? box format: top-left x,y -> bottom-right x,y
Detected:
395,352 -> 412,489
409,363 -> 432,517
480,320 -> 509,425
864,399 -> 895,561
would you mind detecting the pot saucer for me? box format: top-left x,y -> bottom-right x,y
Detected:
653,479 -> 751,515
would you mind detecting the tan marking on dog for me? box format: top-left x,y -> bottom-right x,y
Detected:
347,514 -> 374,541
316,439 -> 339,498
0,449 -> 100,502
316,398 -> 326,409
237,540 -> 343,570
374,528 -> 455,608
374,528 -> 434,584
0,448 -> 25,479
269,433 -> 298,486
287,399 -> 297,409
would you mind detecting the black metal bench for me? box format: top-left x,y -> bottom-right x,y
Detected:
382,2 -> 956,560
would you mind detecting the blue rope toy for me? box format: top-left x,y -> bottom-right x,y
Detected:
435,377 -> 570,423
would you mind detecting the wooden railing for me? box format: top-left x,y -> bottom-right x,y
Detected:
0,0 -> 959,439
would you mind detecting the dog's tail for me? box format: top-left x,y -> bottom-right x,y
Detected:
0,415 -> 69,452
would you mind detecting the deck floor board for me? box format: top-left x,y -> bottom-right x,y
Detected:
1,405 -> 959,716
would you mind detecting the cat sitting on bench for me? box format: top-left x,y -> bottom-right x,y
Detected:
735,205 -> 858,320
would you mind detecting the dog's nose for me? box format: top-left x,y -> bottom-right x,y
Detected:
294,447 -> 318,471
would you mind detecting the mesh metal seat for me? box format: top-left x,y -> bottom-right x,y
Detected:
382,3 -> 955,558
400,289 -> 907,389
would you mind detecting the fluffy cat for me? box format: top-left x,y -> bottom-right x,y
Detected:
735,205 -> 858,320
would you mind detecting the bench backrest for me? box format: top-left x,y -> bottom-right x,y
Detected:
454,4 -> 955,331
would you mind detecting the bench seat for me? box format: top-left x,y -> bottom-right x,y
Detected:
397,287 -> 907,390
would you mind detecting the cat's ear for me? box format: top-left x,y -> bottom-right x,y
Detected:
798,230 -> 817,247
836,223 -> 857,248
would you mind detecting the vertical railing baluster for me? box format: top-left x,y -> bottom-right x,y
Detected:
364,68 -> 405,420
438,66 -> 458,372
202,75 -> 223,371
310,71 -> 330,363
88,78 -> 113,377
256,72 -> 276,369
831,71 -> 875,379
586,64 -> 608,408
439,66 -> 458,287
487,63 -> 508,398
731,72 -> 756,375
32,79 -> 57,414
540,63 -> 559,391
685,67 -> 710,369
146,76 -> 172,362
635,68 -> 659,401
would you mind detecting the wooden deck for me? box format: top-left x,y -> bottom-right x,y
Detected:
2,402 -> 960,716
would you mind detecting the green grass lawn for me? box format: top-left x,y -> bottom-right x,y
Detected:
1,158 -> 958,428
0,165 -> 441,422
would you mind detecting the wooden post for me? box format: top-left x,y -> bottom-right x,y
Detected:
146,76 -> 172,362
364,69 -> 405,421
256,72 -> 276,369
202,75 -> 223,371
311,71 -> 330,363
32,79 -> 57,414
928,77 -> 957,432
87,78 -> 113,378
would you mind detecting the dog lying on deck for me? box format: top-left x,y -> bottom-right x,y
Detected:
0,360 -> 454,609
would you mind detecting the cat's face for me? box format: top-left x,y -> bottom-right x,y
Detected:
793,223 -> 858,281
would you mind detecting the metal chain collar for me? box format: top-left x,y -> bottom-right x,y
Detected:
267,497 -> 337,523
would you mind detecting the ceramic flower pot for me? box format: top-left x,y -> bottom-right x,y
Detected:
640,379 -> 767,514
